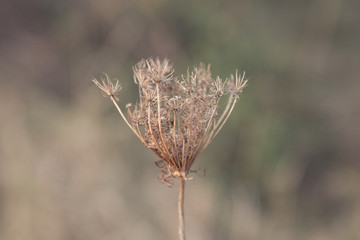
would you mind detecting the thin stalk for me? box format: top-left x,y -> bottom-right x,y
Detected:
156,84 -> 176,167
147,106 -> 169,162
214,94 -> 234,130
201,96 -> 237,151
172,113 -> 180,165
178,176 -> 185,240
209,97 -> 237,142
110,96 -> 141,139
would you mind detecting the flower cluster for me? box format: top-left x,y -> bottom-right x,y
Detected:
93,58 -> 247,186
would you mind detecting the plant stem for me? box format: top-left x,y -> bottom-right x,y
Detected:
178,176 -> 185,240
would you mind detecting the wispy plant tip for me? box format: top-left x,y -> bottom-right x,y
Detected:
92,73 -> 122,101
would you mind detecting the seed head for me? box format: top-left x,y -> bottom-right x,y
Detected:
93,58 -> 247,186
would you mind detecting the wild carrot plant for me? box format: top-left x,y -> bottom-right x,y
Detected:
93,58 -> 247,240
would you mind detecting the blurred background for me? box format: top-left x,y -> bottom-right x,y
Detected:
0,0 -> 359,239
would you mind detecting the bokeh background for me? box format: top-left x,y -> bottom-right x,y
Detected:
1,0 -> 359,239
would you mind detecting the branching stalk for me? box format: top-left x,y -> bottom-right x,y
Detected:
92,58 -> 247,240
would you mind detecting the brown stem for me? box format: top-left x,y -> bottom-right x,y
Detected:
178,176 -> 185,240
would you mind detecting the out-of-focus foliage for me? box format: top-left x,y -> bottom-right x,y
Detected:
0,0 -> 359,239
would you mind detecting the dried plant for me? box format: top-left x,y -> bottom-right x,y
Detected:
93,58 -> 247,240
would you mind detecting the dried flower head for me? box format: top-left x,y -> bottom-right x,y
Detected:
92,73 -> 121,101
93,58 -> 247,186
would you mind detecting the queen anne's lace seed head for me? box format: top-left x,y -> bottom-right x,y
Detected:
93,58 -> 247,186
